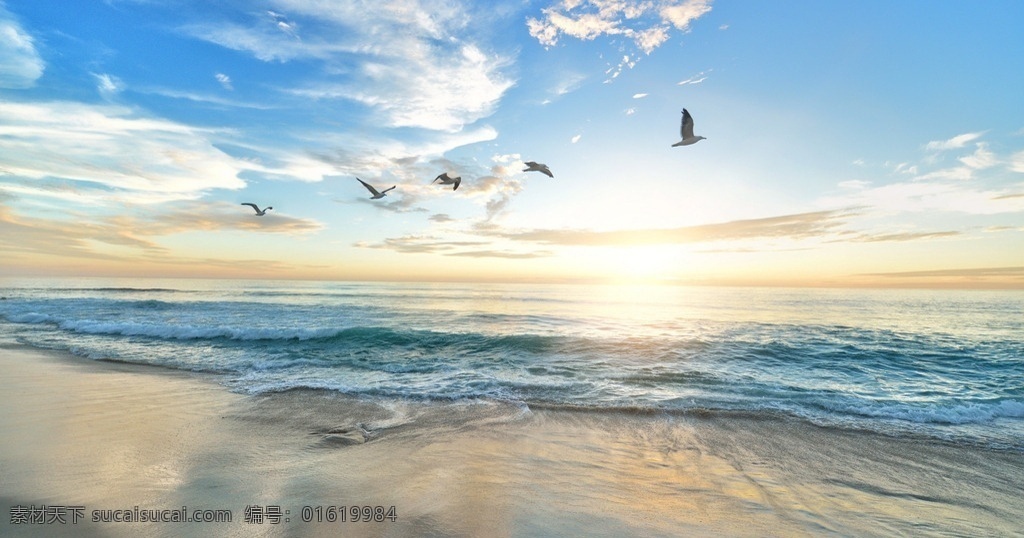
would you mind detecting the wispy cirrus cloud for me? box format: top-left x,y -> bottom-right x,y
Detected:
291,44 -> 513,132
93,73 -> 123,97
0,200 -> 322,264
0,4 -> 44,89
305,125 -> 499,185
677,69 -> 709,85
823,133 -> 1024,216
355,235 -> 490,255
1010,150 -> 1024,173
528,0 -> 713,79
214,72 -> 233,90
354,234 -> 552,259
846,230 -> 961,243
183,1 -> 513,133
822,179 -> 1024,216
139,200 -> 323,235
958,142 -> 998,170
528,0 -> 712,53
0,101 -> 248,202
0,98 -> 343,207
861,266 -> 1024,279
429,213 -> 455,223
924,132 -> 985,152
448,249 -> 553,259
364,207 -> 966,261
495,210 -> 853,246
139,87 -> 274,109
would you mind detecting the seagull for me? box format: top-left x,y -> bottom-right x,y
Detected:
432,172 -> 462,191
241,203 -> 272,216
523,161 -> 553,178
672,108 -> 706,147
356,177 -> 395,199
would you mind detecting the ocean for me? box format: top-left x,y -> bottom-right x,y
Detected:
1,278 -> 1022,452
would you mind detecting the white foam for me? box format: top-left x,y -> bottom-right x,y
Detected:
52,319 -> 341,341
6,312 -> 55,324
836,399 -> 1024,424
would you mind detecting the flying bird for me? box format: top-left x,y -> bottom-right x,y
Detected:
672,108 -> 706,147
523,161 -> 553,178
356,177 -> 395,199
432,172 -> 462,191
241,203 -> 272,216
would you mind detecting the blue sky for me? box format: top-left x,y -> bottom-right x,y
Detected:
1,0 -> 1023,287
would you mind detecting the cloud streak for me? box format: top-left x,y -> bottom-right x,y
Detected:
528,0 -> 713,77
0,200 -> 322,269
355,234 -> 552,259
0,101 -> 249,202
846,231 -> 961,243
184,1 -> 514,133
528,0 -> 712,53
861,266 -> 1024,279
0,5 -> 44,89
496,210 -> 852,246
925,132 -> 984,152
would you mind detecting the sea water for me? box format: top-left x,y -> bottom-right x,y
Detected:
1,278 -> 1021,451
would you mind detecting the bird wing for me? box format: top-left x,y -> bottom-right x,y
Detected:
241,203 -> 260,212
356,177 -> 380,196
681,109 -> 695,139
382,186 -> 396,194
433,172 -> 447,183
540,165 -> 553,178
453,177 -> 461,190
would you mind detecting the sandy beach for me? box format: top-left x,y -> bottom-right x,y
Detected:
2,344 -> 1021,537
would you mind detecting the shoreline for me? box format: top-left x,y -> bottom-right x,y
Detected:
2,344 -> 1022,537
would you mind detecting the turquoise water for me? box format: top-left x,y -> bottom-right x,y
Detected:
1,278 -> 1022,450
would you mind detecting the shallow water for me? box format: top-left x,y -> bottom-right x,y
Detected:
2,345 -> 1022,537
2,278 -> 1022,450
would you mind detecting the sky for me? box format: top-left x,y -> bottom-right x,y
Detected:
1,0 -> 1023,288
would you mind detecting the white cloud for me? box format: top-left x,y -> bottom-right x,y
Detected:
892,162 -> 919,175
215,72 -> 233,90
632,92 -> 647,99
302,125 -> 500,183
266,10 -> 299,39
571,134 -> 582,143
821,178 -> 1024,216
958,143 -> 998,170
335,44 -> 512,132
1010,150 -> 1024,173
660,0 -> 713,30
925,132 -> 984,151
0,5 -> 44,89
184,2 -> 512,133
633,25 -> 670,54
139,87 -> 272,109
914,166 -> 974,182
93,73 -> 123,96
677,69 -> 710,85
528,0 -> 714,73
820,136 -> 1024,217
0,101 -> 249,203
552,72 -> 587,96
838,180 -> 870,189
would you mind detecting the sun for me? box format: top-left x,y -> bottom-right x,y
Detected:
585,245 -> 692,284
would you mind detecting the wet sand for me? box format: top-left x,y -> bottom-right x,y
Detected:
1,345 -> 1021,537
